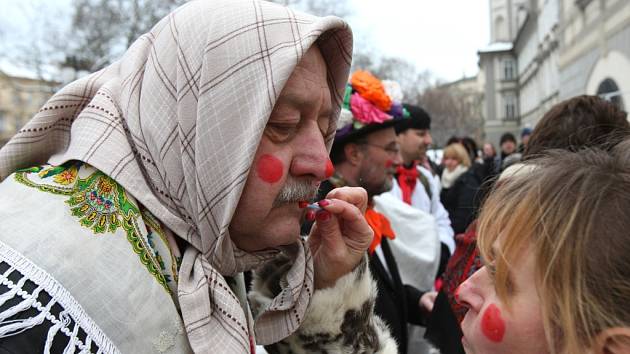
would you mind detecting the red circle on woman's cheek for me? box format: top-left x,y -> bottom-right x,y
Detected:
385,159 -> 394,168
256,154 -> 284,184
481,304 -> 506,343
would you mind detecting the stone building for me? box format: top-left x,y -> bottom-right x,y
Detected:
478,0 -> 630,146
0,67 -> 57,146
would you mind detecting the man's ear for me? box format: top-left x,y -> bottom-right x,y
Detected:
592,327 -> 630,354
344,143 -> 363,166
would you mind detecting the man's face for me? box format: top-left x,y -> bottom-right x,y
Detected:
501,140 -> 516,155
521,134 -> 530,146
398,128 -> 432,162
459,240 -> 548,354
356,127 -> 401,197
229,45 -> 332,252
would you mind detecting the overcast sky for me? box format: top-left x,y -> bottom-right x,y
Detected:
2,0 -> 491,83
346,0 -> 491,82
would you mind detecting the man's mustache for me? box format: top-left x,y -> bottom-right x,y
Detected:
272,178 -> 319,207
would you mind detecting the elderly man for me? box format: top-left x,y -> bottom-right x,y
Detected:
310,71 -> 436,354
0,1 -> 395,353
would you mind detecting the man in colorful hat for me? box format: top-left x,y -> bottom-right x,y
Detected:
310,71 -> 437,354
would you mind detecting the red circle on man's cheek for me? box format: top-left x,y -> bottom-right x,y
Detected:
256,154 -> 284,184
325,159 -> 335,178
481,304 -> 506,343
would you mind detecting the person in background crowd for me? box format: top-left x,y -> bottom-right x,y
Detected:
493,132 -> 518,173
0,2 -> 395,353
459,143 -> 630,354
390,104 -> 455,276
518,127 -> 532,152
524,95 -> 630,158
440,143 -> 481,235
482,142 -> 496,160
311,71 -> 435,354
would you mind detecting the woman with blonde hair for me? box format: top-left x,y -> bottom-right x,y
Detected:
458,141 -> 630,354
440,143 -> 480,234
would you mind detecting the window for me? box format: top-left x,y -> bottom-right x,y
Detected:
597,78 -> 625,111
503,59 -> 516,80
504,94 -> 517,121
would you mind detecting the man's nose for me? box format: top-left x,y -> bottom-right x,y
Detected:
290,123 -> 329,181
456,267 -> 486,313
425,132 -> 433,146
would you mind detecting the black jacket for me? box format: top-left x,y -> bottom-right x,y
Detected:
369,238 -> 425,354
440,169 -> 481,234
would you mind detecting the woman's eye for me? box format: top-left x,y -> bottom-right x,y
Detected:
486,263 -> 497,278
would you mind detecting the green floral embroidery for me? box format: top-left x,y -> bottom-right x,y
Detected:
122,216 -> 170,293
14,162 -> 171,294
14,163 -> 78,195
143,210 -> 179,284
66,172 -> 135,234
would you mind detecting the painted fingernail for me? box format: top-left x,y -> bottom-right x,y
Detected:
306,210 -> 316,221
316,210 -> 331,222
298,201 -> 309,208
318,199 -> 331,207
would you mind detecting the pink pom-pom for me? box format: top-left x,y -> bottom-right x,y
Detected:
350,93 -> 392,124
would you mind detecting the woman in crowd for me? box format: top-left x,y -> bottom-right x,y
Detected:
458,142 -> 630,354
440,143 -> 481,234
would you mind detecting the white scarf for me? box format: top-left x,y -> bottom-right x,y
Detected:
441,164 -> 468,189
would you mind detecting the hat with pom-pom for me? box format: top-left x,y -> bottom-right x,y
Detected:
333,71 -> 409,154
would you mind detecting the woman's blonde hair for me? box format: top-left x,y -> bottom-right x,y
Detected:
477,141 -> 630,354
443,143 -> 471,167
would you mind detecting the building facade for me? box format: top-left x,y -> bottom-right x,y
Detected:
479,0 -> 630,147
0,71 -> 57,146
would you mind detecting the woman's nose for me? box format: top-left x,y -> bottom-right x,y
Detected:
456,267 -> 487,313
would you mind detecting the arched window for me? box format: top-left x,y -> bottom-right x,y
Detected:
597,78 -> 625,110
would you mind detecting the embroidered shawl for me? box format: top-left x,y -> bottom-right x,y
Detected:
0,0 -> 353,351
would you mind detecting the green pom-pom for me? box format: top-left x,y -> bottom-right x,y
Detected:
353,121 -> 364,129
343,84 -> 353,109
402,107 -> 411,118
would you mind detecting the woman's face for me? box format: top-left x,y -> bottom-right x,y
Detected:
443,156 -> 460,172
458,241 -> 549,354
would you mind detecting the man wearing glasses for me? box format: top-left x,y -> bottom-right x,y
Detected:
308,72 -> 434,354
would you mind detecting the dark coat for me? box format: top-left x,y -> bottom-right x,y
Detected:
440,169 -> 481,234
369,238 -> 425,354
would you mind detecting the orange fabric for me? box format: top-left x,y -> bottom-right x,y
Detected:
350,71 -> 392,112
365,208 -> 396,254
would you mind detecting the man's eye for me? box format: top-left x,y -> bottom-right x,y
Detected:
265,123 -> 298,142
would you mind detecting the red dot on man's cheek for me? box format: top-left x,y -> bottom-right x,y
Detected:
256,154 -> 284,184
481,304 -> 506,343
325,159 -> 335,178
385,159 -> 394,168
